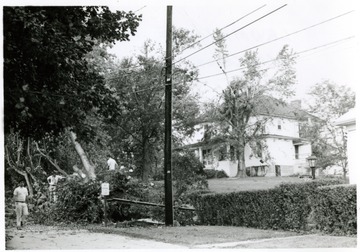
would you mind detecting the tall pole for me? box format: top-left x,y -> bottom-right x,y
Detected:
164,5 -> 174,226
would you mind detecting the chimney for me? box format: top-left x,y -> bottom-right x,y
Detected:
291,100 -> 301,109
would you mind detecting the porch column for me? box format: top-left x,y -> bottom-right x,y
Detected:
198,147 -> 203,163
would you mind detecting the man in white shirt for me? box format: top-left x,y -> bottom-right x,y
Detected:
13,181 -> 29,230
107,155 -> 119,171
47,173 -> 65,202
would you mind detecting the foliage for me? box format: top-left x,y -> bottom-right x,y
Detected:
213,28 -> 229,83
149,151 -> 209,225
53,180 -> 104,223
205,45 -> 297,177
204,169 -> 229,179
190,178 -> 343,231
304,80 -> 355,177
172,151 -> 208,198
4,6 -> 141,141
310,184 -> 356,235
216,170 -> 229,178
204,169 -> 217,179
105,28 -> 201,181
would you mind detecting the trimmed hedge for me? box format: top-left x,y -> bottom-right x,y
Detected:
310,184 -> 357,235
190,178 -> 344,231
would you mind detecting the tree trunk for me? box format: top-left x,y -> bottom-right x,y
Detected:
5,141 -> 34,196
236,145 -> 246,178
23,172 -> 34,196
68,130 -> 96,181
141,139 -> 151,182
9,165 -> 34,196
342,167 -> 347,182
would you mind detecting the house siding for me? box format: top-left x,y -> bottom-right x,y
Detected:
182,98 -> 316,178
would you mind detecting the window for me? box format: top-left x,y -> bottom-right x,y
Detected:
218,145 -> 227,161
202,149 -> 213,165
256,142 -> 263,158
230,146 -> 236,161
295,145 -> 299,159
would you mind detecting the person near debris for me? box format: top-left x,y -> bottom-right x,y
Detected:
47,173 -> 65,202
107,155 -> 119,171
13,181 -> 29,230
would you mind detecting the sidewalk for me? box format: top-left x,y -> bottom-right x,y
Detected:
194,234 -> 357,249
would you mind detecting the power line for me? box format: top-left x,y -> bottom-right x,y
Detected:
134,5 -> 147,13
172,4 -> 287,65
109,36 -> 354,94
196,10 -> 355,68
104,35 -> 354,95
197,36 -> 355,81
106,5 -> 266,74
174,4 -> 267,56
108,5 -> 267,74
107,8 -> 353,80
26,36 -> 354,100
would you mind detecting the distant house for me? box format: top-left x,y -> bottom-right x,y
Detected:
181,96 -> 317,177
334,107 -> 357,184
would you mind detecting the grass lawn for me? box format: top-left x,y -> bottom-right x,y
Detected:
88,225 -> 299,246
207,176 -> 307,193
87,224 -> 356,248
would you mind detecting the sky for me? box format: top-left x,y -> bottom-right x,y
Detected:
101,0 -> 359,107
3,0 -> 358,107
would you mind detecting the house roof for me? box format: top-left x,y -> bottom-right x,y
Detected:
197,96 -> 317,123
253,96 -> 315,120
334,108 -> 356,127
175,136 -> 226,150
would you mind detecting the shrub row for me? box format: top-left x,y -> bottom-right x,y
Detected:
190,178 -> 345,232
310,184 -> 357,235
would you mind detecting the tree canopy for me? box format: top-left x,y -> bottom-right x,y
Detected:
105,28 -> 201,181
304,80 -> 355,175
4,6 -> 142,140
204,42 -> 297,177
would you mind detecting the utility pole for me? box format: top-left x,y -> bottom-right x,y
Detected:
164,5 -> 174,226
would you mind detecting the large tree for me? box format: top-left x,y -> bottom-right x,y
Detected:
208,45 -> 297,177
4,6 -> 141,140
4,6 -> 141,184
304,80 -> 355,179
106,28 -> 201,181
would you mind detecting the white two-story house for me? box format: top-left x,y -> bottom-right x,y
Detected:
180,96 -> 317,177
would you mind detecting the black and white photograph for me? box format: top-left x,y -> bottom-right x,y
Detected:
2,0 -> 358,250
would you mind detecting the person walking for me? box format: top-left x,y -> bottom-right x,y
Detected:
13,181 -> 29,230
107,155 -> 119,171
47,173 -> 65,202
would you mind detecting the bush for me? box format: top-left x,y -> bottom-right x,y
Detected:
53,180 -> 104,224
190,178 -> 343,231
204,169 -> 216,179
204,169 -> 229,179
32,173 -> 140,225
216,170 -> 228,178
172,151 -> 208,198
310,184 -> 357,235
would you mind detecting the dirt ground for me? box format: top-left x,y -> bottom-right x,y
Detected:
5,224 -> 357,250
5,225 -> 185,250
